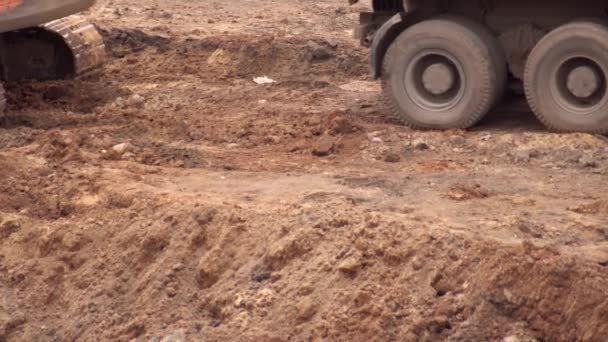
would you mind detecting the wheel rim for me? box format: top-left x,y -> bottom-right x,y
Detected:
552,56 -> 608,115
404,50 -> 466,112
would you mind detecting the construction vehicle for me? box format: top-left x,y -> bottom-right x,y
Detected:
0,0 -> 105,111
351,0 -> 608,133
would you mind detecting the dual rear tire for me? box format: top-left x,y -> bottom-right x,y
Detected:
382,16 -> 506,129
524,21 -> 608,133
383,16 -> 608,133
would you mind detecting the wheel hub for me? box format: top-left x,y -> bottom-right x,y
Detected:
553,57 -> 608,113
404,52 -> 465,112
566,65 -> 600,98
422,62 -> 455,95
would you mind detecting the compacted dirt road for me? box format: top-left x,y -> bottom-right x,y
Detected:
1,1 -> 608,341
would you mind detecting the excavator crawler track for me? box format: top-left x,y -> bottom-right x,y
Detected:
42,14 -> 105,76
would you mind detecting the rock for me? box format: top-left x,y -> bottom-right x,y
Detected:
449,135 -> 466,146
256,288 -> 275,307
312,135 -> 335,156
503,335 -> 538,342
252,270 -> 271,283
367,131 -> 382,138
338,255 -> 361,274
306,41 -> 335,61
384,150 -> 401,163
296,298 -> 318,321
412,139 -> 430,150
127,94 -> 146,109
514,150 -> 531,163
306,115 -> 322,126
578,155 -> 598,168
330,117 -> 354,135
265,135 -> 281,144
172,263 -> 185,272
160,330 -> 185,342
193,208 -> 218,226
207,48 -> 231,65
371,137 -> 383,144
0,219 -> 20,239
249,333 -> 284,342
121,152 -> 136,161
112,143 -> 133,155
528,149 -> 541,159
326,39 -> 339,48
226,143 -> 240,149
114,97 -> 126,108
234,295 -> 246,308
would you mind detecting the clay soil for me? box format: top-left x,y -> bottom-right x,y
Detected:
1,1 -> 608,341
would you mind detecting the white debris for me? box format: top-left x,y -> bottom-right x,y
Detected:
253,76 -> 276,85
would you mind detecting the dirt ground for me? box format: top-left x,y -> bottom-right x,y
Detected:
1,0 -> 608,341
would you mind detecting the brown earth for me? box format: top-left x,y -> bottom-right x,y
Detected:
1,0 -> 608,341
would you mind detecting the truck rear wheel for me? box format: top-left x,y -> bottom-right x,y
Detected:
524,21 -> 608,133
381,16 -> 506,129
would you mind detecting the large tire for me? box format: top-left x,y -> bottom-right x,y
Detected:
381,16 -> 506,129
524,20 -> 608,133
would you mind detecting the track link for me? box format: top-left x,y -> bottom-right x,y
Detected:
42,15 -> 106,75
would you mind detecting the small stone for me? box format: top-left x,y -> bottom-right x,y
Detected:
0,219 -> 20,239
412,139 -> 429,150
296,298 -> 318,321
160,330 -> 186,342
112,143 -> 133,155
172,263 -> 185,272
326,39 -> 339,48
207,48 -> 231,65
449,135 -> 466,146
384,151 -> 401,163
306,115 -> 322,126
306,41 -> 335,61
579,155 -> 598,168
128,94 -> 146,109
503,335 -> 538,342
371,137 -> 383,144
265,135 -> 281,144
234,296 -> 246,308
122,152 -> 136,161
480,134 -> 492,142
411,256 -> 424,271
193,208 -> 218,226
252,270 -> 271,283
312,135 -> 335,156
514,150 -> 531,163
528,149 -> 541,159
367,131 -> 382,138
338,256 -> 361,274
226,143 -> 239,149
256,288 -> 275,307
114,97 -> 126,108
330,117 -> 354,135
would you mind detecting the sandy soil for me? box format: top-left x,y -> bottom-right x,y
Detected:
1,0 -> 608,341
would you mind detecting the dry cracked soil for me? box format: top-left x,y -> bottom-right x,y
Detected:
1,0 -> 608,341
